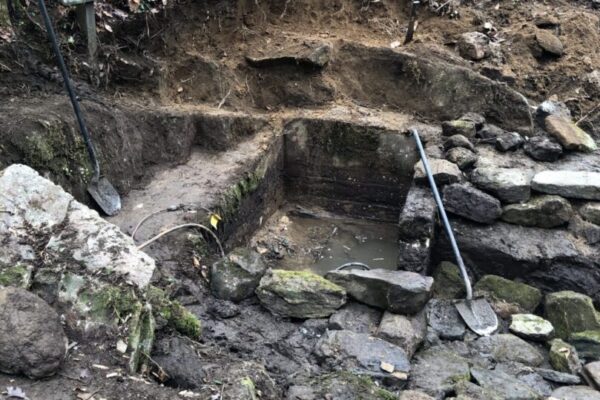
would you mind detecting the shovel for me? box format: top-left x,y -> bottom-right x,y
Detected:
38,0 -> 121,216
411,129 -> 498,336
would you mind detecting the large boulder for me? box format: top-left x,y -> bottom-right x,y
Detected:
0,287 -> 67,378
211,247 -> 267,302
256,269 -> 346,318
544,291 -> 600,339
523,136 -> 563,162
443,182 -> 502,224
544,115 -> 597,152
501,195 -> 573,228
315,330 -> 410,378
474,275 -> 542,314
325,269 -> 433,314
470,167 -> 533,203
532,170 -> 600,200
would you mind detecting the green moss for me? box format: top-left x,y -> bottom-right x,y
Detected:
569,330 -> 600,361
146,286 -> 202,338
0,265 -> 32,288
316,372 -> 398,400
548,338 -> 580,373
432,262 -> 465,299
240,377 -> 258,400
88,286 -> 139,321
545,291 -> 600,339
474,275 -> 542,312
128,303 -> 156,373
270,269 -> 345,294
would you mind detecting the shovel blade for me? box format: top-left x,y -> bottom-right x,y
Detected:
87,177 -> 121,216
455,298 -> 498,337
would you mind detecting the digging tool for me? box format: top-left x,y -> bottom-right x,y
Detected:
37,0 -> 121,216
404,0 -> 420,44
411,128 -> 498,336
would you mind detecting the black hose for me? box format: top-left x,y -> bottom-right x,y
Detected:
37,0 -> 100,181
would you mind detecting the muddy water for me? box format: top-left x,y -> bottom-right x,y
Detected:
252,206 -> 398,275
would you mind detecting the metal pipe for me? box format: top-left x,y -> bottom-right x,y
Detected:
411,128 -> 473,300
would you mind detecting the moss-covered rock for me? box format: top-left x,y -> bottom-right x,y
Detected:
211,247 -> 267,302
549,338 -> 582,374
127,303 -> 156,373
570,330 -> 600,361
146,286 -> 201,338
474,275 -> 542,314
442,120 -> 477,138
501,195 -> 573,228
432,262 -> 465,299
545,291 -> 600,339
509,314 -> 554,341
312,372 -> 399,400
256,269 -> 346,318
0,265 -> 32,288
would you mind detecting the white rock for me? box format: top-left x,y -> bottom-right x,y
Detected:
532,170 -> 600,200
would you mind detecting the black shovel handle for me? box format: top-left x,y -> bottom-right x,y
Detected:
411,129 -> 473,300
37,0 -> 100,181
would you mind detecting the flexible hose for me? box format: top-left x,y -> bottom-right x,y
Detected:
137,223 -> 225,258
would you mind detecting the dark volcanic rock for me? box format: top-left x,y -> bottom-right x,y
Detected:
0,287 -> 67,378
443,134 -> 476,151
328,302 -> 381,334
443,182 -> 502,224
477,123 -> 506,140
408,346 -> 471,398
471,367 -> 542,400
523,136 -> 563,162
495,131 -> 524,152
152,336 -> 206,389
325,269 -> 433,314
397,184 -> 437,273
211,247 -> 267,302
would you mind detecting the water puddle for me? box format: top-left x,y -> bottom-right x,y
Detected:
251,205 -> 398,275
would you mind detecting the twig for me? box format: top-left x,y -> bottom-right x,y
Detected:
137,223 -> 225,257
576,102 -> 600,126
217,88 -> 232,109
81,388 -> 101,400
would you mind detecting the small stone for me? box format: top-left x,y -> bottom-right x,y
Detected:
432,262 -> 466,300
580,203 -> 600,225
544,291 -> 600,339
549,338 -> 582,374
534,368 -> 581,384
442,119 -> 477,138
532,170 -> 600,200
380,361 -> 395,373
377,311 -> 426,357
443,182 -> 502,224
535,29 -> 564,56
426,299 -> 466,340
116,339 -> 128,354
414,159 -> 461,186
477,123 -> 506,140
408,346 -> 471,398
443,134 -> 476,151
325,269 -> 433,314
570,330 -> 600,361
457,32 -> 491,60
152,337 -> 205,389
445,147 -> 478,170
328,302 -> 381,334
256,269 -> 346,318
471,167 -> 533,203
211,247 -> 267,302
584,361 -> 600,388
544,115 -> 597,152
398,390 -> 435,400
453,380 -> 503,400
459,112 -> 486,130
495,131 -> 524,152
534,15 -> 560,28
509,314 -> 554,341
536,100 -> 572,121
569,214 -> 600,245
0,287 -> 67,378
501,195 -> 572,228
550,385 -> 600,400
473,334 -> 544,366
523,136 -> 563,162
474,275 -> 542,314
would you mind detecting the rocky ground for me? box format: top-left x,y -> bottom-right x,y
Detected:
1,0 -> 600,399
